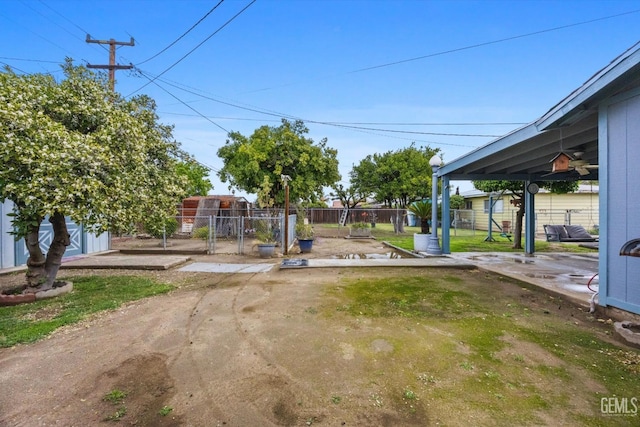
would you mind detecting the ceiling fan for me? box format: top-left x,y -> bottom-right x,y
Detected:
546,150 -> 598,176
568,151 -> 598,176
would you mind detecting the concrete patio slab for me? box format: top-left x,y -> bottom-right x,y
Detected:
60,255 -> 191,270
179,262 -> 273,273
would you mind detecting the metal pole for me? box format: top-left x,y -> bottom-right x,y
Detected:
284,185 -> 289,255
208,215 -> 213,254
427,162 -> 442,255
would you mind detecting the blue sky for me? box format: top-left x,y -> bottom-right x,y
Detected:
2,0 -> 639,200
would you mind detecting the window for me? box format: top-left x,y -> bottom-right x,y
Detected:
484,199 -> 503,213
465,200 -> 472,210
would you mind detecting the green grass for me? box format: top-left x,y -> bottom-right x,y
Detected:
368,223 -> 595,253
323,222 -> 593,253
0,275 -> 173,348
325,272 -> 640,426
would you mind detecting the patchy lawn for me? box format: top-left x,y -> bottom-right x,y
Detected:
322,269 -> 639,426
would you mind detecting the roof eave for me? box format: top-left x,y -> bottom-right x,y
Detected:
536,41 -> 640,130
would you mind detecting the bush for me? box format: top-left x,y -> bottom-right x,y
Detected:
143,217 -> 178,238
192,226 -> 211,240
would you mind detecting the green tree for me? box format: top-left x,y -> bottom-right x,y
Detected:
330,183 -> 369,223
330,183 -> 368,210
175,158 -> 212,196
350,144 -> 439,208
472,180 -> 579,249
0,61 -> 188,290
449,194 -> 465,210
217,119 -> 340,206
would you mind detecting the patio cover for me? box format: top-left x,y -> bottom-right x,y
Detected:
437,41 -> 640,254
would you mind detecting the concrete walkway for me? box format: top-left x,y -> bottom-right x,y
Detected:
449,252 -> 599,308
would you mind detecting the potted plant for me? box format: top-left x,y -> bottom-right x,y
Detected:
296,222 -> 314,253
255,218 -> 278,258
254,177 -> 278,258
407,200 -> 431,252
349,221 -> 372,238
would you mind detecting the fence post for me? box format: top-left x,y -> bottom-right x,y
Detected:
239,216 -> 244,254
208,215 -> 213,254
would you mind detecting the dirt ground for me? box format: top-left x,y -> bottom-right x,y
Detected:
0,232 -> 624,426
0,234 -> 427,426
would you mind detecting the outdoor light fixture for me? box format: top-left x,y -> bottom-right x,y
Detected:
427,155 -> 443,255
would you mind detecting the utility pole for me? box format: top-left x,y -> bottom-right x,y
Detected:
86,34 -> 134,91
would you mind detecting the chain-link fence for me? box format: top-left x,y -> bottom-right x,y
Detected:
112,212 -> 298,256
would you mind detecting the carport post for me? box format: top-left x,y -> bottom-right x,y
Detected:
441,175 -> 451,254
524,181 -> 536,255
427,155 -> 443,255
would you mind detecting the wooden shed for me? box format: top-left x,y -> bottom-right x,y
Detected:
177,196 -> 249,234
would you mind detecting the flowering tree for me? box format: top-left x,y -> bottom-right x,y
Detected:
0,61 -> 187,290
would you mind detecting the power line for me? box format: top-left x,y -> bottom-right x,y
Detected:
36,0 -> 95,41
0,56 -> 59,64
0,61 -> 28,74
127,0 -> 256,97
314,121 -> 526,126
137,0 -> 225,66
136,69 -> 229,133
0,11 -> 76,58
315,125 -> 501,137
145,73 -> 478,148
157,110 -> 503,137
20,0 -> 86,45
351,9 -> 640,73
244,8 -> 640,94
157,113 -> 525,127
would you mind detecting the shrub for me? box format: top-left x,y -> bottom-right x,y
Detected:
143,216 -> 178,238
192,226 -> 211,240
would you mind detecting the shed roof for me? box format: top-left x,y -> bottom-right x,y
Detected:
439,42 -> 640,183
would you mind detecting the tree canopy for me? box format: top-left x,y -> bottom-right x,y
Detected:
330,183 -> 368,210
217,119 -> 340,206
350,143 -> 440,208
175,158 -> 212,197
0,61 -> 188,288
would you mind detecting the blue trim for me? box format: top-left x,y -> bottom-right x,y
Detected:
597,86 -> 640,314
439,124 -> 538,175
524,183 -> 535,255
600,85 -> 640,107
598,102 -> 609,308
604,297 -> 640,316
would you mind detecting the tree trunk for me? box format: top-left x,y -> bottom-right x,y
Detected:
25,212 -> 70,291
513,200 -> 525,250
25,220 -> 47,288
420,218 -> 430,234
392,214 -> 405,233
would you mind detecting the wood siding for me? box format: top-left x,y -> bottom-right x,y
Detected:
465,192 -> 599,234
